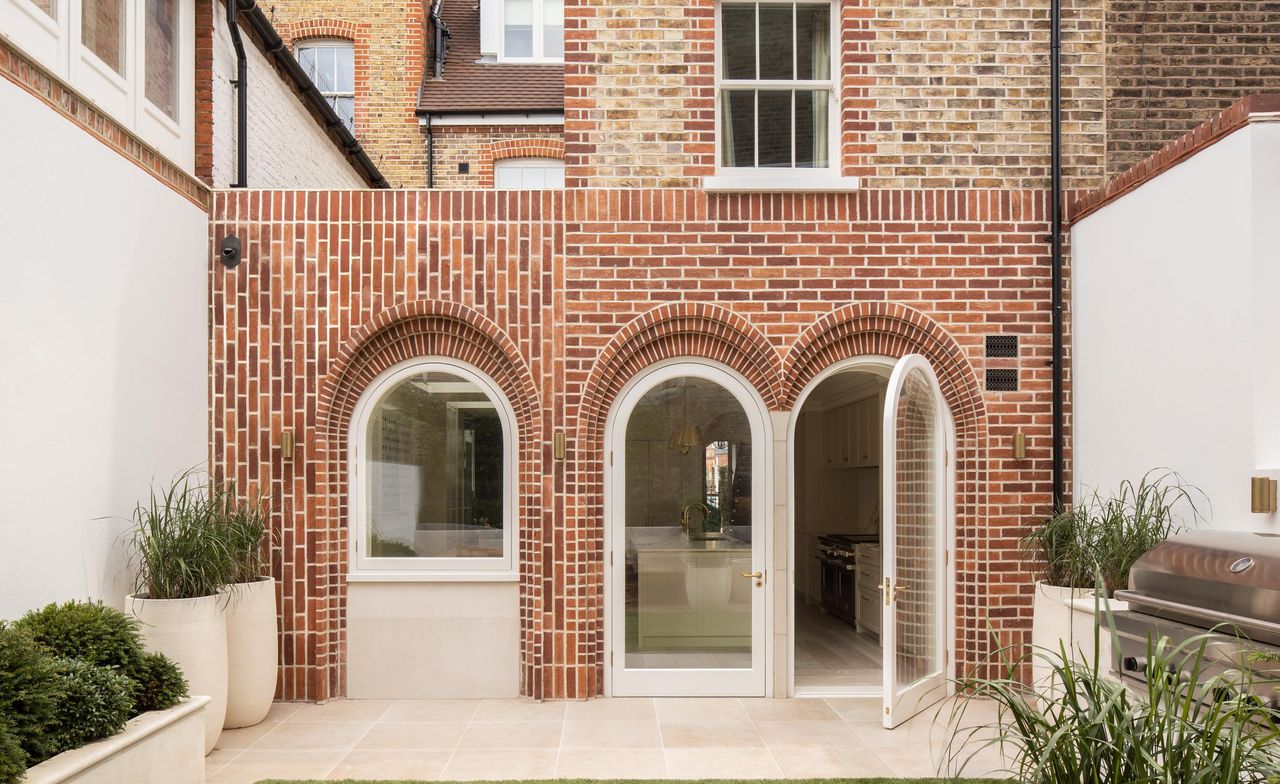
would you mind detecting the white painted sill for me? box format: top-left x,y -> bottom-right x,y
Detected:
703,174 -> 862,193
348,570 -> 519,583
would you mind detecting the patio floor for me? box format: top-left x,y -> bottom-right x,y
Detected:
205,697 -> 1009,783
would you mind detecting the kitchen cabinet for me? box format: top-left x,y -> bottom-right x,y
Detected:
855,543 -> 882,637
820,394 -> 882,469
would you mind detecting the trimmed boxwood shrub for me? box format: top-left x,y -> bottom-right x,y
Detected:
14,601 -> 144,674
0,717 -> 26,784
131,652 -> 188,714
0,622 -> 62,764
47,659 -> 136,756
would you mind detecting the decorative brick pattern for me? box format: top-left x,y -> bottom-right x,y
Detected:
1070,93 -> 1280,225
429,125 -> 565,188
1105,0 -> 1280,176
211,187 -> 1056,699
0,37 -> 209,209
267,0 -> 428,187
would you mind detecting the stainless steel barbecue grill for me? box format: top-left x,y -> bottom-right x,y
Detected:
1109,530 -> 1280,708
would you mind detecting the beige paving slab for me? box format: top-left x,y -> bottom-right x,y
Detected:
754,719 -> 866,748
354,720 -> 468,750
252,720 -> 375,751
556,748 -> 669,779
664,747 -> 783,778
654,697 -> 750,722
456,719 -> 564,749
206,749 -> 346,784
472,697 -> 569,722
286,699 -> 392,723
214,721 -> 277,750
741,697 -> 842,722
870,744 -> 952,778
382,698 -> 482,722
326,749 -> 452,780
564,697 -> 657,722
442,749 -> 559,779
659,721 -> 765,749
561,719 -> 663,749
769,745 -> 897,777
823,696 -> 884,722
202,748 -> 242,777
259,702 -> 303,723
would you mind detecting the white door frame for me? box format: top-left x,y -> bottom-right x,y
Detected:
603,358 -> 774,697
785,355 -> 957,703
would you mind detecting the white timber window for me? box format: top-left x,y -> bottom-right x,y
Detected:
493,157 -> 565,189
296,39 -> 355,132
496,0 -> 562,61
0,0 -> 195,168
350,359 -> 518,580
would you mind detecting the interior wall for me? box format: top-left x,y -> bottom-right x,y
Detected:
0,79 -> 209,619
1072,122 -> 1279,530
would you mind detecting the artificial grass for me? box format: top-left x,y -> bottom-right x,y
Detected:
259,779 -> 1008,783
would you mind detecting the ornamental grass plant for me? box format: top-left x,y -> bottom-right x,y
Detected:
129,468 -> 232,600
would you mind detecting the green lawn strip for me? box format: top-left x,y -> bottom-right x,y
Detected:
258,779 -> 1009,784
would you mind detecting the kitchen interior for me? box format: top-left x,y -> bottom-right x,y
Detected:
795,369 -> 888,692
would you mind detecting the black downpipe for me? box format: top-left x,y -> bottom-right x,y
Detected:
1050,0 -> 1065,510
227,0 -> 248,188
426,114 -> 435,189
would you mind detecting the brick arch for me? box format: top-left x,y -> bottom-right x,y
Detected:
482,138 -> 566,187
281,18 -> 360,45
309,301 -> 544,699
784,301 -> 993,675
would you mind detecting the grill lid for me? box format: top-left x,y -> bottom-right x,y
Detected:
1115,531 -> 1280,642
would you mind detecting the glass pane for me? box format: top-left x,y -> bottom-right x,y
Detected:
720,90 -> 755,167
315,46 -> 336,91
145,0 -> 179,119
757,90 -> 792,167
624,377 -> 754,670
296,46 -> 317,78
31,0 -> 56,20
893,368 -> 941,690
366,371 -> 505,559
543,25 -> 564,58
795,3 -> 830,80
505,0 -> 533,56
794,89 -> 828,167
332,96 -> 355,131
758,4 -> 793,80
335,44 -> 355,92
720,4 -> 755,80
81,0 -> 125,75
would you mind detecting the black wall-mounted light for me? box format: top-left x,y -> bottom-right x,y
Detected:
220,235 -> 242,268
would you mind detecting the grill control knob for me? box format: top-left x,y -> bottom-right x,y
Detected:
1122,656 -> 1146,673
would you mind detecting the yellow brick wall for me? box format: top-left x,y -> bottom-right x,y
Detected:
430,125 -> 566,188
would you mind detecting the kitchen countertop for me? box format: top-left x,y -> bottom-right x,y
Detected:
628,527 -> 750,554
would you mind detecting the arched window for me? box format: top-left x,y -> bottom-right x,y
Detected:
295,38 -> 355,131
493,156 -> 564,190
351,359 -> 516,577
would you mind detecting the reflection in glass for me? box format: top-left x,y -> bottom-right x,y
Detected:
892,368 -> 940,689
145,0 -> 179,119
82,0 -> 125,74
365,371 -> 504,559
504,0 -> 533,57
624,377 -> 753,670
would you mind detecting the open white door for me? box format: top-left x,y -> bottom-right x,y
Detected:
881,354 -> 953,728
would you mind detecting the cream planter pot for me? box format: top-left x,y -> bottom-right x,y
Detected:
23,696 -> 209,784
126,594 -> 227,755
1031,581 -> 1130,692
222,577 -> 278,728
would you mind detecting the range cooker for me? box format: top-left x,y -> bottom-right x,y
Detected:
818,533 -> 878,626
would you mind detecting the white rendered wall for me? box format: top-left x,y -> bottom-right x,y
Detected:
211,7 -> 366,188
1072,122 -> 1280,531
0,79 -> 209,619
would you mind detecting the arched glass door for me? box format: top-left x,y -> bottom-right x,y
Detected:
882,354 -> 953,727
609,363 -> 768,696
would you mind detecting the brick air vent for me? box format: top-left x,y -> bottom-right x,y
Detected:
985,368 -> 1018,392
985,335 -> 1018,358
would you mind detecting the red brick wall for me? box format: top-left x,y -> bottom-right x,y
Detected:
210,187 -> 1053,700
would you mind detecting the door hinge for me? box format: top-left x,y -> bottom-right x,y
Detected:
944,549 -> 949,566
609,551 -> 614,567
945,449 -> 950,466
609,451 -> 614,466
610,651 -> 614,665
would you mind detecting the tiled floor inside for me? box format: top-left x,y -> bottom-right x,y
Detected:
206,697 -> 1009,783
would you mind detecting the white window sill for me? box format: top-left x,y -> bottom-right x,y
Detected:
703,174 -> 862,193
347,570 -> 519,583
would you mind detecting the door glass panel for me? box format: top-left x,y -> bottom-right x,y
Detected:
892,368 -> 941,690
624,377 -> 753,670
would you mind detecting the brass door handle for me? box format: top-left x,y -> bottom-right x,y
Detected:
880,578 -> 910,605
740,571 -> 764,586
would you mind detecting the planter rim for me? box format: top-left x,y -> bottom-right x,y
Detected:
220,576 -> 275,590
22,696 -> 211,784
125,592 -> 222,605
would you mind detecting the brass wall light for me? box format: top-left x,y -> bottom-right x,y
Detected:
1252,476 -> 1278,514
280,429 -> 296,462
553,431 -> 566,461
1012,430 -> 1027,460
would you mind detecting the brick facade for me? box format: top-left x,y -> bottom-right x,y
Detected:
266,0 -> 429,187
1105,0 -> 1280,176
429,125 -> 566,188
211,188 -> 1056,700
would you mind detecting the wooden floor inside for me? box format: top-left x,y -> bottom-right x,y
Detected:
794,594 -> 882,690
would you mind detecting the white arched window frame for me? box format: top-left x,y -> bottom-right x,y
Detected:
295,37 -> 355,132
493,156 -> 565,190
348,358 -> 518,581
